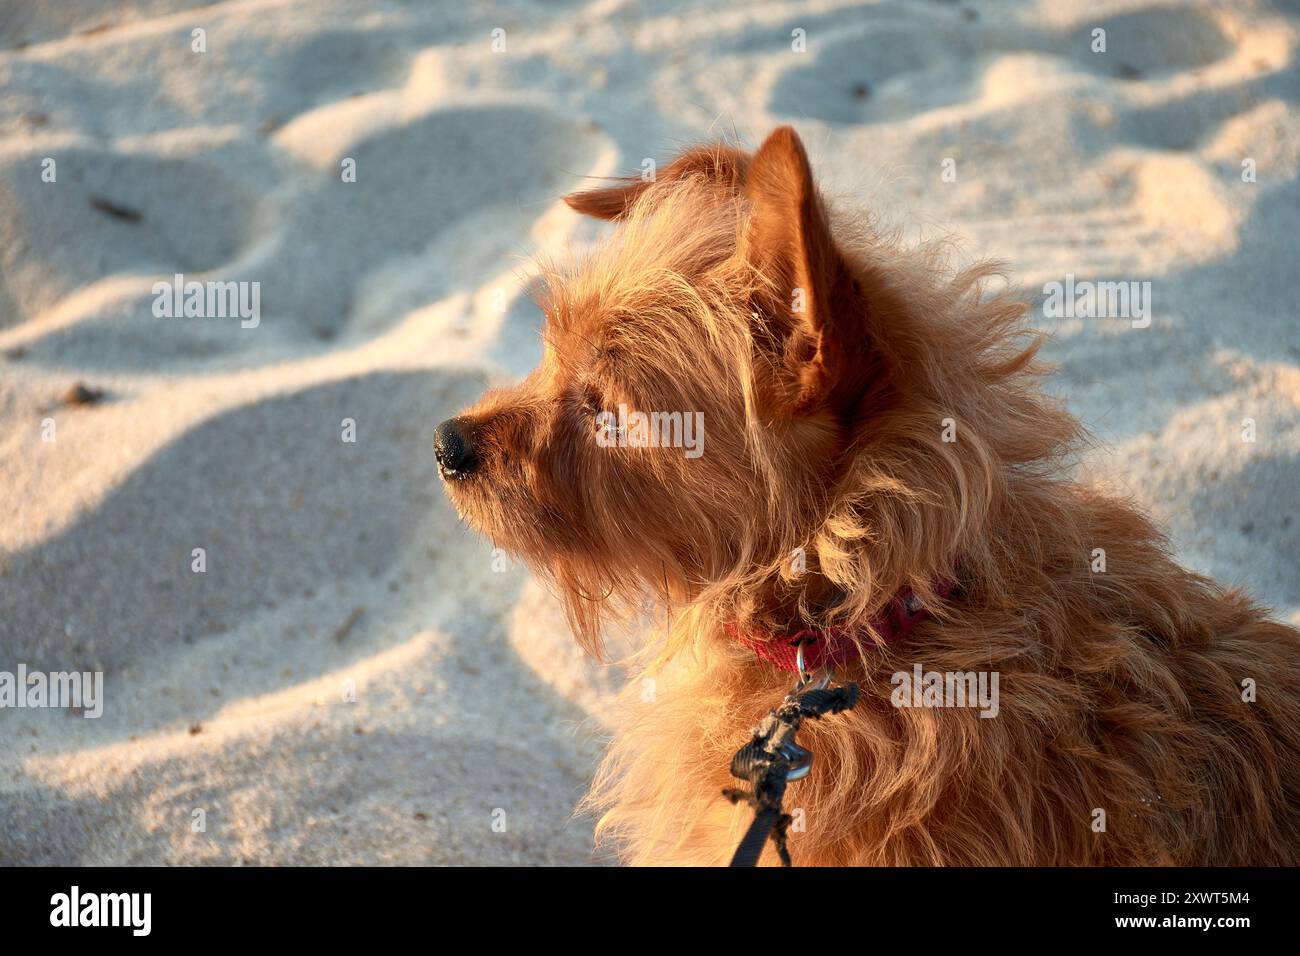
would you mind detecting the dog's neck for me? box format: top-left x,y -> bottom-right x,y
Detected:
736,567 -> 957,674
750,571 -> 845,632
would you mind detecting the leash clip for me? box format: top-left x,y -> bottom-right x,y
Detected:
787,642 -> 832,781
794,641 -> 833,690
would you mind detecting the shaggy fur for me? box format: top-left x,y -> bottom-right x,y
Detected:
439,126 -> 1300,865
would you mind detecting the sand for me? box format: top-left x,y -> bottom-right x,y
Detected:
1,0 -> 1297,865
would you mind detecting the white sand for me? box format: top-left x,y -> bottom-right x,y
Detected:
1,0 -> 1296,865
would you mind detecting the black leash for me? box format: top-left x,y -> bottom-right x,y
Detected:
722,665 -> 859,867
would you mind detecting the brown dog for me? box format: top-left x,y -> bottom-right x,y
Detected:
436,126 -> 1300,865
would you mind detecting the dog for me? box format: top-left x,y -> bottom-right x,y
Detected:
436,126 -> 1300,865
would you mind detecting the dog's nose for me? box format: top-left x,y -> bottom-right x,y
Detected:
435,417 -> 479,478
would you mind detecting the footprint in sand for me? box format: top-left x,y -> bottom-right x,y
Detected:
0,147 -> 256,330
770,20 -> 983,125
2,103 -> 604,366
262,104 -> 603,342
0,369 -> 482,674
1067,7 -> 1233,82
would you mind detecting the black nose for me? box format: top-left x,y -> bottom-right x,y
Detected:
435,417 -> 479,478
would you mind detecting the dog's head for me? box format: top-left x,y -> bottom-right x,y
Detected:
437,126 -> 1069,651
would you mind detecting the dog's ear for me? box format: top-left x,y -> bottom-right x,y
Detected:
742,126 -> 874,416
564,145 -> 749,221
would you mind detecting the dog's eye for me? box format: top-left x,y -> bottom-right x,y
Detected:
578,386 -> 601,416
581,389 -> 624,442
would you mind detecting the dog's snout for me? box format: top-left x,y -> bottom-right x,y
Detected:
435,417 -> 479,478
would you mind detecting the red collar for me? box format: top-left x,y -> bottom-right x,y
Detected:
728,582 -> 954,674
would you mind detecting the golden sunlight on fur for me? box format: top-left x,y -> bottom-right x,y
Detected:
438,126 -> 1300,866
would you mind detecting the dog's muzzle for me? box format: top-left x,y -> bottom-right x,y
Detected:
434,417 -> 479,479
